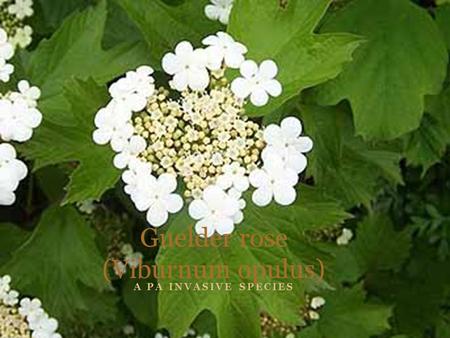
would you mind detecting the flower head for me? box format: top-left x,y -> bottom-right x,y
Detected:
188,185 -> 241,236
249,154 -> 298,207
262,116 -> 313,174
231,59 -> 282,106
162,41 -> 210,91
8,0 -> 33,19
0,143 -> 28,205
202,31 -> 247,69
205,0 -> 234,25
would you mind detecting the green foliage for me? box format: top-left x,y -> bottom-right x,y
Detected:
0,206 -> 113,321
157,187 -> 348,338
117,0 -> 221,65
314,0 -> 448,140
299,284 -> 392,338
300,104 -> 402,208
25,0 -> 149,125
228,0 -> 362,116
405,86 -> 450,174
21,78 -> 120,204
1,0 -> 450,337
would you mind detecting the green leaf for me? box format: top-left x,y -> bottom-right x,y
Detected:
21,78 -> 120,204
123,270 -> 158,330
436,4 -> 450,51
300,104 -> 402,208
405,86 -> 450,173
298,284 -> 392,338
117,0 -> 221,65
350,214 -> 411,276
0,223 -> 30,266
156,186 -> 349,338
314,0 -> 448,140
437,0 -> 450,5
0,206 -> 111,321
228,0 -> 362,117
34,0 -> 89,33
26,0 -> 149,125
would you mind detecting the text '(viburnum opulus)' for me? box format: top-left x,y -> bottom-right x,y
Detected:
92,31 -> 313,237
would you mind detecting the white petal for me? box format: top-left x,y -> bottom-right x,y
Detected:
172,71 -> 189,91
295,136 -> 314,153
240,60 -> 258,79
162,53 -> 181,75
164,193 -> 183,213
216,217 -> 234,235
224,50 -> 245,69
233,175 -> 249,192
146,201 -> 169,227
188,68 -> 209,91
216,174 -> 233,190
231,78 -> 251,99
156,173 -> 177,194
286,152 -> 307,174
263,124 -> 282,145
233,211 -> 244,224
252,187 -> 273,207
259,60 -> 278,79
250,87 -> 269,106
249,169 -> 270,188
195,219 -> 215,238
113,153 -> 129,169
273,185 -> 296,206
263,79 -> 282,97
175,41 -> 194,58
0,190 -> 15,205
281,117 -> 302,138
189,199 -> 210,220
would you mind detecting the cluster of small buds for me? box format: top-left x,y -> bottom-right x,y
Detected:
204,0 -> 234,25
0,275 -> 62,338
261,295 -> 326,338
0,0 -> 34,49
93,31 -> 313,236
336,228 -> 354,246
155,327 -> 211,338
113,243 -> 144,277
75,198 -> 98,215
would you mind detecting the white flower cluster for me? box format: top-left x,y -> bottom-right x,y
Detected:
0,27 -> 14,82
0,0 -> 34,49
0,275 -> 62,338
205,0 -> 234,25
0,27 -> 42,206
113,243 -> 144,277
0,143 -> 27,205
308,296 -> 326,320
93,31 -> 312,237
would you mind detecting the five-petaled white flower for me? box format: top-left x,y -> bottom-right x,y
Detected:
202,31 -> 247,69
113,135 -> 147,169
109,66 -> 155,112
249,154 -> 298,207
131,173 -> 183,227
162,41 -> 210,91
122,158 -> 153,196
231,59 -> 282,106
0,97 -> 42,142
19,298 -> 43,317
10,80 -> 41,108
8,0 -> 34,20
10,25 -> 33,49
216,162 -> 249,192
262,116 -> 313,174
188,185 -> 240,237
92,101 -> 134,152
204,0 -> 234,25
